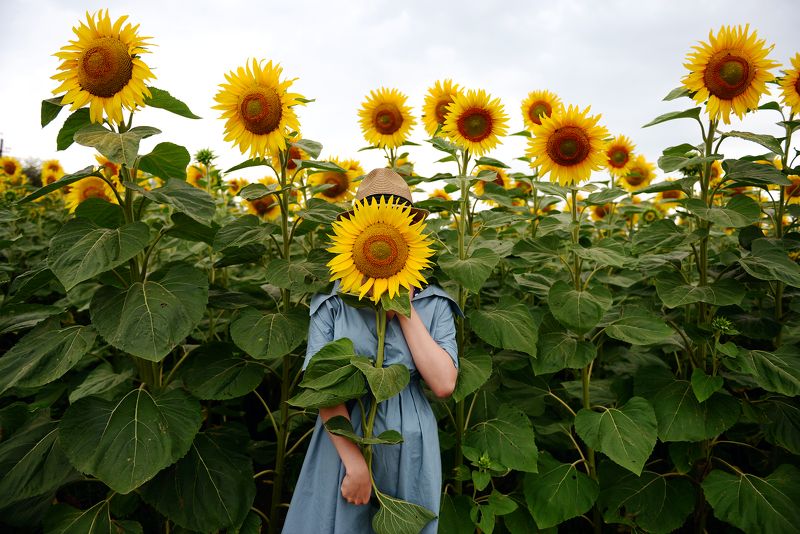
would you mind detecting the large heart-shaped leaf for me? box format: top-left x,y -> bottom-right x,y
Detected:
523,451 -> 598,529
229,307 -> 307,360
604,313 -> 673,345
683,196 -> 760,227
464,404 -> 538,472
452,351 -> 492,402
438,248 -> 501,293
137,143 -> 191,181
213,215 -> 274,252
58,387 -> 202,494
323,416 -> 403,446
468,304 -> 539,357
734,347 -> 800,396
372,488 -> 437,534
654,271 -> 744,308
181,342 -> 266,400
44,500 -> 141,534
90,263 -> 208,361
532,331 -> 596,375
143,87 -> 201,119
48,218 -> 150,290
739,238 -> 800,287
350,360 -> 410,403
548,280 -> 612,334
125,178 -> 214,224
73,124 -> 161,166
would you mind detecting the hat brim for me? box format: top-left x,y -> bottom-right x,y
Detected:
335,206 -> 429,224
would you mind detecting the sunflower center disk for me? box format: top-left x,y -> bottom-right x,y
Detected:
287,146 -> 302,170
81,184 -> 107,201
251,195 -> 277,215
323,173 -> 349,197
239,88 -> 283,135
435,100 -> 451,124
795,77 -> 800,95
609,148 -> 629,167
704,52 -> 754,99
662,190 -> 681,200
458,108 -> 493,142
625,171 -> 646,186
352,223 -> 409,279
373,103 -> 403,135
3,161 -> 17,175
78,37 -> 134,98
547,126 -> 591,166
529,101 -> 551,125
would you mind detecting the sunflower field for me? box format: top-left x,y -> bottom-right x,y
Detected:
2,9 -> 800,534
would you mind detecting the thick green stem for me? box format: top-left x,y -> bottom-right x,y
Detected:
364,306 -> 387,477
697,119 -> 717,362
453,150 -> 470,495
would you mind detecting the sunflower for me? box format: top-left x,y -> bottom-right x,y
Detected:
655,182 -> 685,209
227,177 -> 250,196
422,79 -> 463,137
620,155 -> 656,192
271,134 -> 310,176
443,89 -> 508,156
358,87 -> 415,149
708,159 -> 724,187
605,135 -> 636,178
779,53 -> 800,114
473,165 -> 512,197
308,157 -> 363,203
521,90 -> 562,130
94,154 -> 119,179
186,164 -> 205,188
64,176 -> 119,212
327,196 -> 434,303
52,10 -> 155,125
785,175 -> 800,205
526,105 -> 609,186
430,189 -> 452,201
393,155 -> 415,178
641,207 -> 662,224
245,176 -> 281,220
1,156 -> 24,186
682,24 -> 779,124
590,203 -> 613,221
214,58 -> 304,159
41,160 -> 64,180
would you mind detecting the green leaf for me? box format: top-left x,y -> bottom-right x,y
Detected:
74,124 -> 161,166
225,157 -> 273,173
0,418 -> 78,508
683,196 -> 760,227
532,331 -> 596,375
523,451 -> 598,529
739,238 -> 800,287
586,187 -> 628,205
381,290 -> 412,318
74,197 -> 124,228
760,397 -> 800,455
438,248 -> 501,293
702,465 -> 800,534
323,416 -> 403,445
44,500 -> 138,534
575,397 -> 657,475
181,342 -> 266,400
125,178 -> 215,224
736,347 -> 800,396
722,159 -> 791,186
654,271 -> 745,308
464,404 -> 538,472
605,313 -> 673,345
548,281 -> 612,335
0,321 -> 96,395
137,142 -> 191,181
291,138 -> 323,159
166,212 -> 217,245
0,303 -> 65,335
213,214 -> 273,252
350,360 -> 410,403
229,512 -> 262,534
631,219 -> 686,254
47,218 -> 150,290
301,160 -> 347,173
296,197 -> 343,223
642,107 -> 701,128
290,340 -> 368,408
90,263 -> 209,361
439,495 -> 474,534
690,368 -> 724,402
474,156 -> 509,168
572,239 -> 630,268
658,154 -> 721,173
723,130 -> 784,154
452,352 -> 492,402
264,250 -> 331,293
69,363 -> 134,403
663,86 -> 692,101
17,166 -> 97,204
229,307 -> 308,360
143,87 -> 201,119
238,182 -> 279,200
598,462 -> 695,534
56,108 -> 92,150
59,387 -> 202,494
140,430 -> 255,532
468,304 -> 539,357
41,97 -> 64,127
372,488 -> 437,534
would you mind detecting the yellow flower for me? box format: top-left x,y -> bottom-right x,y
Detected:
641,207 -> 662,224
52,10 -> 155,125
327,196 -> 434,303
245,176 -> 281,220
655,181 -> 685,209
227,177 -> 250,196
271,134 -> 310,179
526,105 -> 609,186
709,160 -> 725,187
213,58 -> 304,158
590,203 -> 613,221
94,154 -> 120,179
186,164 -> 206,188
605,135 -> 636,178
520,90 -> 562,130
430,189 -> 452,201
473,165 -> 512,197
393,155 -> 415,178
358,87 -> 416,149
1,156 -> 24,185
422,79 -> 463,137
41,160 -> 65,185
64,176 -> 119,212
682,24 -> 779,124
443,89 -> 509,156
308,157 -> 363,203
780,53 -> 800,114
785,175 -> 800,205
620,155 -> 656,192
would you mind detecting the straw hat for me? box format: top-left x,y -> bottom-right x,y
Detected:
336,167 -> 429,223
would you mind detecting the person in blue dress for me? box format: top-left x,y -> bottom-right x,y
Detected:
282,168 -> 462,534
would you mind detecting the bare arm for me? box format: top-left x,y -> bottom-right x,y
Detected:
395,304 -> 458,398
319,404 -> 371,505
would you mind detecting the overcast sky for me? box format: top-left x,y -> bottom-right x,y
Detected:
1,0 -> 796,185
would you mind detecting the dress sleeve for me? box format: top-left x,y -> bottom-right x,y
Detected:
431,297 -> 459,369
302,295 -> 336,371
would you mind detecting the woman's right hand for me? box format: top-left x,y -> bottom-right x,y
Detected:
341,460 -> 371,505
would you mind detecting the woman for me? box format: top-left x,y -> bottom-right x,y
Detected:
282,168 -> 461,534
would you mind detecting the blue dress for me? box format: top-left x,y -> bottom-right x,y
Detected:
282,282 -> 461,534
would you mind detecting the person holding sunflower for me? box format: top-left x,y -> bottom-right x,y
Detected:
282,168 -> 460,534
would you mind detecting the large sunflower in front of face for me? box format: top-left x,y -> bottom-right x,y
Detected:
358,87 -> 416,149
52,10 -> 155,125
682,24 -> 779,124
779,53 -> 800,114
245,176 -> 281,221
605,135 -> 636,178
307,157 -> 363,203
520,90 -> 562,130
473,165 -> 512,197
526,105 -> 609,187
327,196 -> 434,303
620,155 -> 656,192
422,79 -> 463,137
443,89 -> 509,156
214,58 -> 304,159
64,177 -> 119,212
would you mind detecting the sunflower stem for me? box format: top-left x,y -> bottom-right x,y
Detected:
364,305 -> 387,490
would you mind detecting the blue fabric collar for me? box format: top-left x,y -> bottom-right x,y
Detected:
309,280 -> 464,318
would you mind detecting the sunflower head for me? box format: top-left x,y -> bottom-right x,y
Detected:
590,203 -> 613,221
442,89 -> 509,156
430,189 -> 452,202
422,79 -> 463,137
682,24 -> 779,124
327,196 -> 434,303
605,135 -> 636,177
65,176 -> 119,212
1,157 -> 23,181
186,164 -> 206,188
655,182 -> 685,208
473,165 -> 512,197
521,90 -> 563,130
245,176 -> 281,220
358,87 -> 416,149
620,155 -> 656,192
526,104 -> 609,187
786,175 -> 800,204
227,177 -> 250,196
308,157 -> 363,203
213,58 -> 305,158
779,53 -> 800,114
